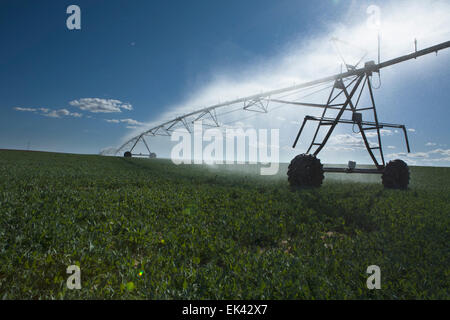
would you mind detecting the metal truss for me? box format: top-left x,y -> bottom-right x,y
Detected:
289,70 -> 410,170
113,41 -> 450,159
243,98 -> 270,113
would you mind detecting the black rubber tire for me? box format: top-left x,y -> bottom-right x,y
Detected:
287,154 -> 324,188
382,159 -> 410,189
124,151 -> 132,158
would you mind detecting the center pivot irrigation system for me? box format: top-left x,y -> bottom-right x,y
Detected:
115,40 -> 450,189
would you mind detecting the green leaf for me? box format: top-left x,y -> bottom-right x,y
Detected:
126,281 -> 135,291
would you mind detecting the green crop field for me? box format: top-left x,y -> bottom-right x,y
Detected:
0,149 -> 448,299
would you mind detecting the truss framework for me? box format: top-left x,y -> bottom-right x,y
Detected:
113,41 -> 450,162
289,69 -> 411,170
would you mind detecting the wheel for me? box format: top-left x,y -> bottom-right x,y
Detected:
124,151 -> 132,158
382,159 -> 409,189
149,152 -> 157,159
287,154 -> 324,188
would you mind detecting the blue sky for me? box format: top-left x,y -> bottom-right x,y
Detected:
1,0 -> 449,166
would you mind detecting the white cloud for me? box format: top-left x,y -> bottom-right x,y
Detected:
365,129 -> 394,138
327,146 -> 357,152
70,98 -> 132,113
105,118 -> 144,126
13,107 -> 37,112
426,157 -> 450,162
120,118 -> 144,126
426,142 -> 437,146
429,148 -> 450,156
13,107 -> 82,118
387,145 -> 396,149
407,152 -> 429,158
408,128 -> 416,132
329,134 -> 364,148
387,148 -> 450,164
380,129 -> 393,136
45,109 -> 82,118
